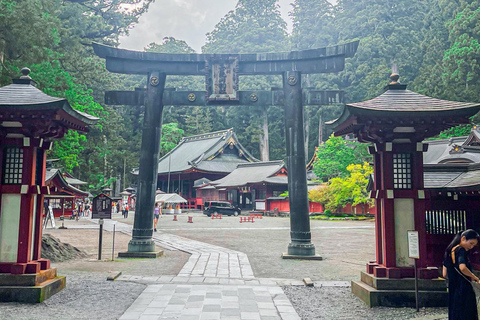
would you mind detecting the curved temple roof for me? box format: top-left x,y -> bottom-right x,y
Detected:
331,83 -> 480,140
0,81 -> 98,132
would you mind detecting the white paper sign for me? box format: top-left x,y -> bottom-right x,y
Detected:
407,230 -> 419,259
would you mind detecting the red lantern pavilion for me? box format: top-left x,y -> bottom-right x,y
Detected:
331,71 -> 480,307
0,68 -> 98,302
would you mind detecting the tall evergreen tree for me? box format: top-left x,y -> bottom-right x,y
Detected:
203,0 -> 288,160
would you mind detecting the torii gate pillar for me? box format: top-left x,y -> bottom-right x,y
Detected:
283,71 -> 316,257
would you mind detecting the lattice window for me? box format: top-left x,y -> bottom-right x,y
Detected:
393,153 -> 412,189
3,147 -> 23,184
426,210 -> 466,234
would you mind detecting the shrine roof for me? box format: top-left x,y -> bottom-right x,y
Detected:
424,128 -> 480,164
424,166 -> 480,189
347,88 -> 479,113
135,129 -> 258,176
0,84 -> 98,125
331,78 -> 480,139
211,161 -> 287,188
45,169 -> 89,197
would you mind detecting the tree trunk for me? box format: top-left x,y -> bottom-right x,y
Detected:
318,109 -> 323,146
259,106 -> 269,161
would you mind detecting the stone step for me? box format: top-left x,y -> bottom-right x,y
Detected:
352,280 -> 447,308
0,268 -> 57,287
0,276 -> 66,303
361,271 -> 446,291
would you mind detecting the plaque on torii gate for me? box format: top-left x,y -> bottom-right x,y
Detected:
93,41 -> 359,258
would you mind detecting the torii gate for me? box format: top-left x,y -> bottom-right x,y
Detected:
93,41 -> 359,258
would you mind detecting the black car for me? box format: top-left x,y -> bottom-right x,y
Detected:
203,201 -> 241,217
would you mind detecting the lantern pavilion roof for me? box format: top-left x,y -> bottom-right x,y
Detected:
0,68 -> 98,136
331,73 -> 480,142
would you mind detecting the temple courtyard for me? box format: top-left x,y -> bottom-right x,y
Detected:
0,211 -> 447,319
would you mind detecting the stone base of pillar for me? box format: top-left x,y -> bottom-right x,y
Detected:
118,239 -> 162,258
282,242 -> 318,259
281,253 -> 323,260
0,267 -> 65,303
352,271 -> 447,307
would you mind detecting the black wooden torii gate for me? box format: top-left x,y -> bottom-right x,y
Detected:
93,41 -> 358,258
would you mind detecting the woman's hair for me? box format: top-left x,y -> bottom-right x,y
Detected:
444,229 -> 480,261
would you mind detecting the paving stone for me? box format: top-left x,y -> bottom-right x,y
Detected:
257,302 -> 276,309
279,313 -> 301,320
272,300 -> 292,306
202,304 -> 222,312
139,315 -> 161,320
185,301 -> 204,308
187,295 -> 205,302
259,309 -> 279,316
158,276 -> 174,282
148,300 -> 170,308
220,308 -> 241,316
144,308 -> 166,315
182,307 -> 202,315
240,312 -> 261,320
276,306 -> 296,314
179,315 -> 200,320
200,312 -> 221,320
120,311 -> 143,320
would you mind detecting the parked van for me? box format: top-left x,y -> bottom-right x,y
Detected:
203,201 -> 241,217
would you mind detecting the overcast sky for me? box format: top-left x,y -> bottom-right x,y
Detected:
119,0 -> 295,53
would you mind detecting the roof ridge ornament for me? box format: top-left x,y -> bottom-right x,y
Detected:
12,67 -> 37,86
385,63 -> 407,91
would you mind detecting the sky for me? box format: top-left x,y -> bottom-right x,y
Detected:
119,0 -> 295,53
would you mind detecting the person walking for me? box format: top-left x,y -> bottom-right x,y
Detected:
443,229 -> 480,320
153,202 -> 161,232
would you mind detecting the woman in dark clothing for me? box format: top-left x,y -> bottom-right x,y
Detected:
443,229 -> 480,320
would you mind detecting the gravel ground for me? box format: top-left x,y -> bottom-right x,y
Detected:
283,286 -> 447,320
0,271 -> 146,320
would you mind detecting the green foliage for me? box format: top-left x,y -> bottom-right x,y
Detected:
310,163 -> 374,213
313,135 -> 371,182
160,123 -> 185,157
203,0 -> 287,54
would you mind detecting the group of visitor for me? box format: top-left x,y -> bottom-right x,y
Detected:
112,201 -> 129,218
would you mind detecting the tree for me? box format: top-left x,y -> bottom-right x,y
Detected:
290,0 -> 337,50
313,134 -> 370,182
310,163 -> 374,213
160,123 -> 185,157
203,0 -> 287,54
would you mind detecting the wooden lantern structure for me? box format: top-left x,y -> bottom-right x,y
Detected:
0,68 -> 97,302
331,72 -> 480,307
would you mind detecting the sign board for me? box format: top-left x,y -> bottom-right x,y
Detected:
407,230 -> 420,259
92,193 -> 112,219
255,200 -> 266,211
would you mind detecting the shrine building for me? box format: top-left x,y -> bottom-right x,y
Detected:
197,160 -> 288,211
131,128 -> 258,209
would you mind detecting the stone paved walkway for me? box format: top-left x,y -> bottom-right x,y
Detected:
78,219 -> 303,319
